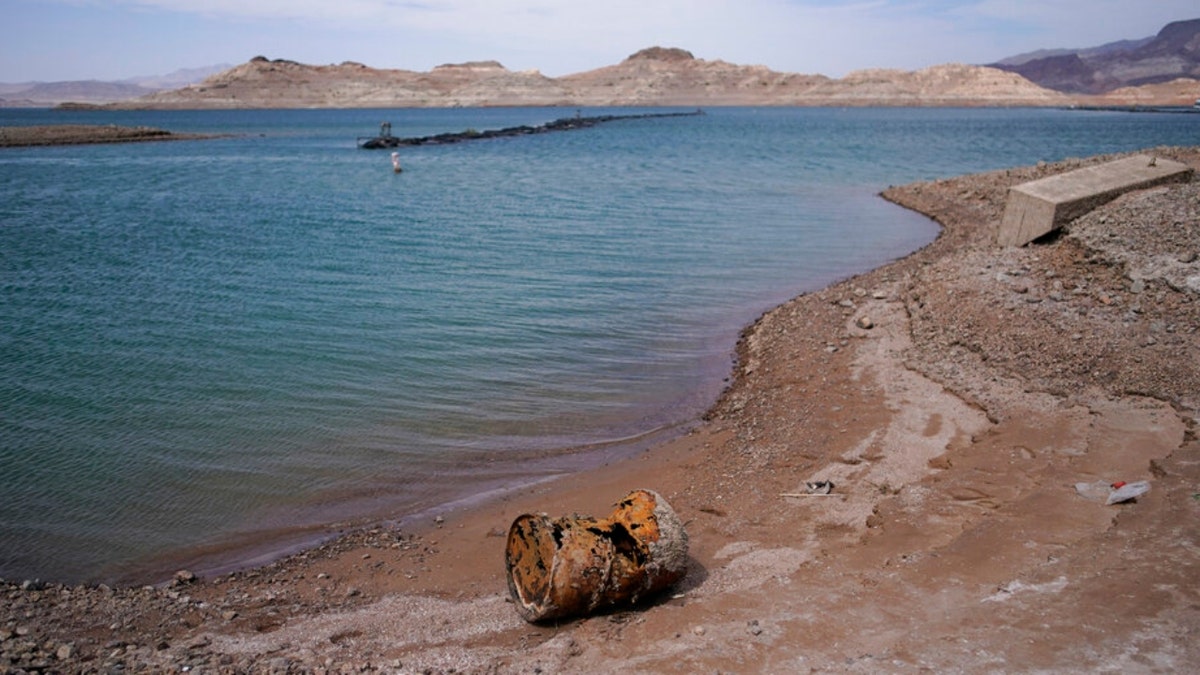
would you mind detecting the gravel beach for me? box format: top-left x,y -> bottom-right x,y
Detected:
3,147 -> 1198,674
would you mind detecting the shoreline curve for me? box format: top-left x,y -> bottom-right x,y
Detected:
3,146 -> 1199,672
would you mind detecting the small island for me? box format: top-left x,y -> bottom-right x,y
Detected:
0,124 -> 214,148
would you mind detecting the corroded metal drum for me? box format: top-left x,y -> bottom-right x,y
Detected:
504,489 -> 689,622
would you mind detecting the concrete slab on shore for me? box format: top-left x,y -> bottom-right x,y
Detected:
998,154 -> 1192,247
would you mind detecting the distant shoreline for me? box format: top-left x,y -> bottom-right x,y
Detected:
0,124 -> 218,147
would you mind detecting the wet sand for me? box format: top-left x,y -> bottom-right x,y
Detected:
3,147 -> 1198,673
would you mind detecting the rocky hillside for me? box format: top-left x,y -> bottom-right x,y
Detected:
122,56 -> 572,109
1084,77 -> 1200,106
554,47 -> 833,106
116,48 -> 1069,109
993,18 -> 1200,94
795,63 -> 1069,106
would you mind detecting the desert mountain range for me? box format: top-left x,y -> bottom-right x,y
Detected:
992,18 -> 1200,94
7,18 -> 1199,109
113,47 -> 1080,109
111,42 -> 1200,110
0,64 -> 229,108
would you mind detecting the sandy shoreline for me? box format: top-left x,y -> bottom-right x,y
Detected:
3,147 -> 1199,673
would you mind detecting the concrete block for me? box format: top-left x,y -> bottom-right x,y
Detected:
998,154 -> 1193,247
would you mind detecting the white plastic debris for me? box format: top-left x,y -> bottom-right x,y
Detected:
1106,481 -> 1150,505
1074,480 -> 1150,505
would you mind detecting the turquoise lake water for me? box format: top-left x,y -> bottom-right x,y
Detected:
1,106 -> 1196,584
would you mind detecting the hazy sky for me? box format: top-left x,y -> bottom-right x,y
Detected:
2,1 -> 1197,82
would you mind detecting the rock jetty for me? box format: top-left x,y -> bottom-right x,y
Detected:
357,110 -> 703,148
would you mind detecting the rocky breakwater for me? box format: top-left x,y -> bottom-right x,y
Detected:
358,110 -> 704,148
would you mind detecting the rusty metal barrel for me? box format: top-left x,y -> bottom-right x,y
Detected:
504,489 -> 689,622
